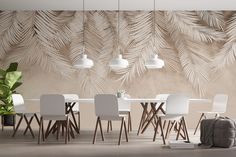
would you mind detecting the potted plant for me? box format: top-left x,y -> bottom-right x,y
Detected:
0,62 -> 22,127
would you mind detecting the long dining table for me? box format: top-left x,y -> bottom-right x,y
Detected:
26,97 -> 211,136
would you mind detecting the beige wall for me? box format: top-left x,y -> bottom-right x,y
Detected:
1,11 -> 236,130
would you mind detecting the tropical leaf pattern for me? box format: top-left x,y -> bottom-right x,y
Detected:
0,10 -> 233,96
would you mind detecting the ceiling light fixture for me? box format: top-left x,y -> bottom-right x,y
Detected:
145,0 -> 164,69
74,0 -> 94,69
109,0 -> 129,71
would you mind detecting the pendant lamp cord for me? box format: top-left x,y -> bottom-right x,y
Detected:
153,0 -> 156,52
117,0 -> 120,54
82,0 -> 85,55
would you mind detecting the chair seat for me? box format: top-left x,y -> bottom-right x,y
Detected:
100,114 -> 127,121
119,109 -> 130,113
159,114 -> 184,121
42,115 -> 68,120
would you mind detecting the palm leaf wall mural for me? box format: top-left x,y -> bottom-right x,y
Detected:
0,10 -> 234,96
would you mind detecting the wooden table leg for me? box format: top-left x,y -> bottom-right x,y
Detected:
141,102 -> 164,134
137,102 -> 148,135
66,102 -> 80,134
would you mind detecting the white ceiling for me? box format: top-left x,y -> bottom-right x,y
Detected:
0,0 -> 236,10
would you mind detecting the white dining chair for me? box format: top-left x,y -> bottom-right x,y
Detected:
107,94 -> 132,133
155,94 -> 169,114
12,94 -> 39,138
38,94 -> 70,144
194,94 -> 228,135
63,94 -> 80,134
153,94 -> 190,145
93,94 -> 128,145
154,94 -> 170,130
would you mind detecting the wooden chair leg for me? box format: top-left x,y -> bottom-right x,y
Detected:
56,122 -> 60,140
38,117 -> 43,144
107,120 -> 110,133
46,121 -> 56,139
78,112 -> 80,134
93,117 -> 99,144
128,112 -> 132,132
179,121 -> 186,140
194,113 -> 204,135
153,118 -> 160,142
69,120 -> 75,139
42,118 -> 45,141
98,118 -> 104,141
61,122 -> 64,137
118,117 -> 124,145
34,114 -> 40,126
23,116 -> 34,137
176,119 -> 183,140
168,121 -> 176,133
159,118 -> 166,145
163,120 -> 166,130
45,120 -> 52,139
124,120 -> 128,142
65,117 -> 69,144
71,111 -> 79,134
165,121 -> 171,139
12,115 -> 23,137
182,117 -> 190,142
68,120 -> 71,142
110,120 -> 112,131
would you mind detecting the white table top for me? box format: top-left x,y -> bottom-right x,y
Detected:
25,98 -> 211,104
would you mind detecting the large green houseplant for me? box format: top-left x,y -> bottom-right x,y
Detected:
0,62 -> 22,126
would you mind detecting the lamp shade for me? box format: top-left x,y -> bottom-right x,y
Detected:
109,54 -> 129,70
74,54 -> 94,69
145,54 -> 164,69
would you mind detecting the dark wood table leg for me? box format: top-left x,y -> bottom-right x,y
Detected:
141,102 -> 165,134
66,102 -> 80,134
137,102 -> 148,135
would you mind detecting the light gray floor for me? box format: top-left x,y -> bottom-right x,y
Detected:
0,128 -> 236,157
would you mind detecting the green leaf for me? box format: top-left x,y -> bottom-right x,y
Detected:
0,84 -> 11,98
11,82 -> 22,91
0,79 -> 4,83
6,62 -> 18,72
0,69 -> 6,77
4,71 -> 22,89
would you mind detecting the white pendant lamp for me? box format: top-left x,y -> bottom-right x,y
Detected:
74,48 -> 94,69
74,0 -> 94,69
145,0 -> 164,69
109,0 -> 129,70
145,54 -> 164,69
109,54 -> 129,70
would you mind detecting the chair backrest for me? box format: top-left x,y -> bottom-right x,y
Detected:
156,94 -> 169,111
94,94 -> 119,118
118,94 -> 131,111
12,94 -> 26,113
63,94 -> 79,111
212,94 -> 228,113
40,94 -> 65,116
166,94 -> 189,115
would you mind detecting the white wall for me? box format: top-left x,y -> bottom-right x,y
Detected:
0,0 -> 236,10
